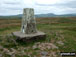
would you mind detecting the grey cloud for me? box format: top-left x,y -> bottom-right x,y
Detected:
4,2 -> 20,5
6,7 -> 23,10
35,0 -> 76,8
35,3 -> 53,6
54,0 -> 76,8
3,1 -> 21,5
0,0 -> 76,15
3,0 -> 22,5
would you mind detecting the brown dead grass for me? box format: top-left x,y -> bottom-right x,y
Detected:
36,17 -> 76,24
0,17 -> 76,29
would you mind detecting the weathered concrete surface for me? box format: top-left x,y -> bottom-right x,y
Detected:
12,31 -> 46,41
21,8 -> 37,34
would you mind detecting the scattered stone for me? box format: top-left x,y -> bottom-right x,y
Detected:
7,52 -> 13,56
50,43 -> 58,49
35,42 -> 40,45
34,55 -> 37,57
51,52 -> 57,57
41,51 -> 48,56
0,54 -> 2,57
28,54 -> 31,57
41,56 -> 46,57
3,48 -> 16,56
47,45 -> 51,49
11,54 -> 15,57
21,50 -> 25,55
37,43 -> 58,50
57,41 -> 64,45
10,48 -> 16,54
3,48 -> 10,53
32,45 -> 38,49
0,46 -> 3,49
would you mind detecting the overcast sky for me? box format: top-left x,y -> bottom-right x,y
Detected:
0,0 -> 76,16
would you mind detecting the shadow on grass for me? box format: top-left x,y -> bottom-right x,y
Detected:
1,35 -> 46,49
16,36 -> 46,47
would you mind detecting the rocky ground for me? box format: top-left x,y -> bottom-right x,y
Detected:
0,33 -> 63,57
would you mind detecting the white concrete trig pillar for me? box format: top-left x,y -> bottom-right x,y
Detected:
21,8 -> 37,34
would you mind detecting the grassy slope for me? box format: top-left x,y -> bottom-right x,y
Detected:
37,17 -> 76,52
0,17 -> 76,57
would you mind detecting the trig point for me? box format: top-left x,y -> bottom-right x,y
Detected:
21,8 -> 37,34
12,8 -> 46,41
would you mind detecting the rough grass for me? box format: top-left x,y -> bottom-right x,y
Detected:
0,17 -> 76,57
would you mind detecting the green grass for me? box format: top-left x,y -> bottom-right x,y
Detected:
58,18 -> 76,23
1,22 -> 76,52
0,17 -> 76,57
37,23 -> 76,52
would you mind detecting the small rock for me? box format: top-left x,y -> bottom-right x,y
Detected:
32,45 -> 38,49
7,52 -> 13,56
10,48 -> 16,54
50,43 -> 58,49
41,51 -> 48,56
28,54 -> 31,57
11,54 -> 15,57
57,41 -> 64,45
47,46 -> 51,49
3,48 -> 10,53
0,54 -> 2,57
34,55 -> 37,57
38,45 -> 42,48
42,56 -> 46,57
51,52 -> 57,57
0,46 -> 3,49
40,47 -> 46,50
21,50 -> 25,55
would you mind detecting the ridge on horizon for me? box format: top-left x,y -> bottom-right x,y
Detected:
0,13 -> 76,18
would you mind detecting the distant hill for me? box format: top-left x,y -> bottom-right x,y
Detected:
59,14 -> 76,17
35,13 -> 56,17
0,13 -> 76,19
9,13 -> 76,17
